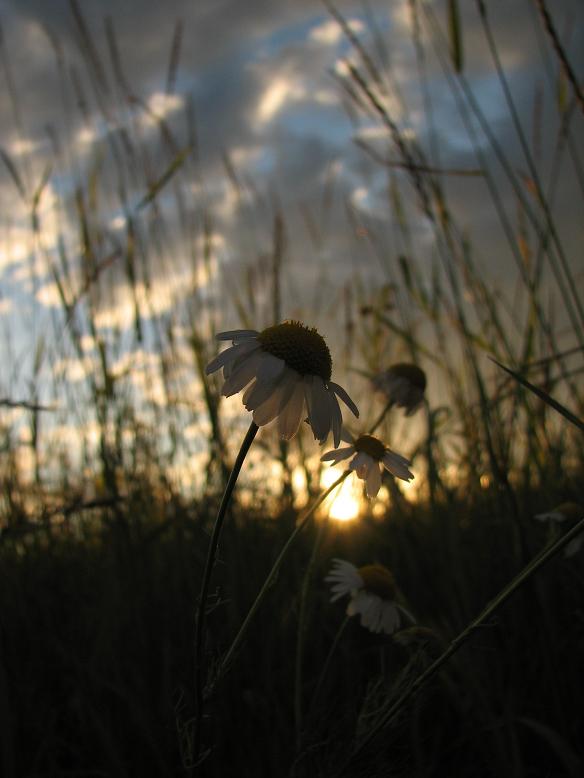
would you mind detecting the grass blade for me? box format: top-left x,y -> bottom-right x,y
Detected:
489,357 -> 584,432
448,0 -> 463,73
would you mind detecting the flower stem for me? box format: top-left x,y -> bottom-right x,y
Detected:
369,399 -> 394,435
216,471 -> 350,682
339,516 -> 584,773
295,400 -> 396,751
192,420 -> 258,764
294,510 -> 328,750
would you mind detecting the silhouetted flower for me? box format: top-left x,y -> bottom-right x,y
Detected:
326,559 -> 401,634
321,431 -> 413,497
206,322 -> 358,445
372,363 -> 426,416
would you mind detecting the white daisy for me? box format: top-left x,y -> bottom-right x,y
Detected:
205,322 -> 358,446
372,363 -> 426,416
534,502 -> 583,557
321,432 -> 413,497
325,559 -> 402,635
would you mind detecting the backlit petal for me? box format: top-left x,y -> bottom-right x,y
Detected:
216,330 -> 259,341
321,445 -> 355,463
277,380 -> 305,440
365,464 -> 382,498
329,381 -> 359,418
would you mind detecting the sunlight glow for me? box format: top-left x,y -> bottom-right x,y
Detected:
320,467 -> 361,522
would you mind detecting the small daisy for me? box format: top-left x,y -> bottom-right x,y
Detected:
321,432 -> 413,497
534,502 -> 583,557
325,559 -> 402,635
205,321 -> 358,446
372,363 -> 426,416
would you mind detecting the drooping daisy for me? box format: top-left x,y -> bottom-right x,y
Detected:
372,363 -> 426,416
534,502 -> 583,557
321,432 -> 413,497
205,322 -> 358,446
326,559 -> 403,635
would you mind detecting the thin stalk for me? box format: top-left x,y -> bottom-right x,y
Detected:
294,510 -> 327,750
339,516 -> 584,773
369,399 -> 394,435
307,616 -> 350,719
533,0 -> 584,119
216,470 -> 350,680
477,0 -> 584,335
192,420 -> 258,764
294,399 -> 395,748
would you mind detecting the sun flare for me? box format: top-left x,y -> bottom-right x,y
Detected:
320,467 -> 361,522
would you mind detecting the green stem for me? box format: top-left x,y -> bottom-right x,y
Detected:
192,421 -> 258,764
216,471 -> 350,680
339,516 -> 584,773
294,399 -> 395,750
369,399 -> 394,436
294,511 -> 328,750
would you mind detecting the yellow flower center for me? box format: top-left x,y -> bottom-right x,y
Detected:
358,564 -> 396,600
388,363 -> 426,391
354,435 -> 386,461
257,321 -> 332,381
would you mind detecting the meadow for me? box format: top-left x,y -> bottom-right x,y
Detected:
0,1 -> 583,776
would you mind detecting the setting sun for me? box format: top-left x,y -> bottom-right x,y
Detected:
320,467 -> 362,522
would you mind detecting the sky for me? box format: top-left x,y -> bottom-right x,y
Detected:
0,0 -> 582,492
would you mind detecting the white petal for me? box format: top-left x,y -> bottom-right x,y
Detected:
382,450 -> 414,482
327,558 -> 360,578
349,592 -> 382,632
244,375 -> 280,411
220,350 -> 262,397
305,376 -> 331,443
277,380 -> 305,440
380,603 -> 400,635
327,389 -> 343,448
216,330 -> 259,341
205,341 -> 254,375
256,352 -> 286,384
329,590 -> 349,603
365,464 -> 382,498
350,451 -> 371,478
321,445 -> 355,463
329,381 -> 359,418
325,559 -> 363,596
252,386 -> 286,426
534,511 -> 564,522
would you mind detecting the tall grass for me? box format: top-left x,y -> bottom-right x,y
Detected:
0,1 -> 583,776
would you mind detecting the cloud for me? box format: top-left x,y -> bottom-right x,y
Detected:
0,0 -> 582,477
309,17 -> 364,45
256,76 -> 305,124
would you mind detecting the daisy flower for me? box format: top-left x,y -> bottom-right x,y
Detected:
325,559 -> 402,635
534,502 -> 583,557
372,363 -> 426,416
321,432 -> 413,497
205,321 -> 358,446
